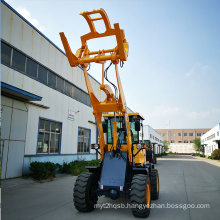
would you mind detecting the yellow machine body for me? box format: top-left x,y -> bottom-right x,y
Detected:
60,8 -> 159,218
103,113 -> 147,166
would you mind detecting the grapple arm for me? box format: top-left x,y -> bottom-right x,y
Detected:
60,8 -> 131,161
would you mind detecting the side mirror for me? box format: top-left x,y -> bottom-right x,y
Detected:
135,121 -> 140,131
102,122 -> 108,133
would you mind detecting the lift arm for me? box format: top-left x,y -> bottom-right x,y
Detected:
60,8 -> 132,161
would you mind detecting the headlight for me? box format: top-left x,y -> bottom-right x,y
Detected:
91,144 -> 99,149
137,144 -> 142,149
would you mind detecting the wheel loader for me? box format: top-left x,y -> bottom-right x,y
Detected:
59,8 -> 159,217
144,140 -> 157,164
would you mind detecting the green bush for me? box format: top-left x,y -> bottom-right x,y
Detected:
56,163 -> 63,172
208,156 -> 213,159
30,159 -> 101,179
155,152 -> 168,157
211,149 -> 220,160
199,154 -> 205,157
30,162 -> 59,180
62,159 -> 100,175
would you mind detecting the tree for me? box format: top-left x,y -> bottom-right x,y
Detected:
163,140 -> 170,152
193,138 -> 202,153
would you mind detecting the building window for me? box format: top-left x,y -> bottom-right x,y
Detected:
1,40 -> 92,107
37,119 -> 61,154
57,76 -> 64,93
184,133 -> 188,136
190,140 -> 193,143
178,133 -> 181,136
178,141 -> 182,143
197,132 -> 201,136
163,133 -> 167,136
48,70 -> 57,89
189,133 -> 193,136
207,134 -> 215,141
26,57 -> 38,78
1,41 -> 12,65
82,92 -> 87,105
78,128 -> 91,153
12,49 -> 26,72
171,133 -> 175,137
184,140 -> 188,143
87,95 -> 91,106
38,65 -> 48,85
171,140 -> 175,143
65,81 -> 74,97
74,87 -> 82,101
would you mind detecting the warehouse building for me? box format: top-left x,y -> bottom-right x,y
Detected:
201,123 -> 220,156
143,125 -> 164,154
0,1 -> 133,179
155,128 -> 210,153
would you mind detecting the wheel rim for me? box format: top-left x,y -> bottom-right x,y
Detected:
157,176 -> 159,193
146,184 -> 150,207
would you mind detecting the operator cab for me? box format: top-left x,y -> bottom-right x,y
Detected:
103,113 -> 144,146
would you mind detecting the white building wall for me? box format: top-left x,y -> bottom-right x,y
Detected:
143,125 -> 164,154
1,1 -> 106,155
201,123 -> 220,156
1,1 -> 111,177
168,143 -> 195,153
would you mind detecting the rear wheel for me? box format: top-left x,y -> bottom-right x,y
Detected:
130,174 -> 151,218
73,172 -> 98,212
150,169 -> 159,200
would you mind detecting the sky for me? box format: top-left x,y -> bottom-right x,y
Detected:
3,0 -> 220,129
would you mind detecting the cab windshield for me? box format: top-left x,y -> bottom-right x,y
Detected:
107,117 -> 139,145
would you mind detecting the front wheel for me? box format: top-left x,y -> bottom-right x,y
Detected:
130,174 -> 151,218
150,169 -> 159,200
73,172 -> 98,212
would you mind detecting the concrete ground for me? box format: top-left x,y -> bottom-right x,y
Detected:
2,155 -> 220,220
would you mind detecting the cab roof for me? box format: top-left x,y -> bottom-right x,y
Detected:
103,112 -> 145,120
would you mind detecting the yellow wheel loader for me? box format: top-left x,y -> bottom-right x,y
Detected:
59,8 -> 159,217
145,140 -> 158,164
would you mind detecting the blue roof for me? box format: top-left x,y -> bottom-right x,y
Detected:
1,82 -> 42,101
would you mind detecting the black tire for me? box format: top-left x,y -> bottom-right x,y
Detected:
73,172 -> 98,212
130,174 -> 151,218
150,169 -> 159,200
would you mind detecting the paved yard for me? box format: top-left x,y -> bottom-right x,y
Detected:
2,155 -> 220,220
